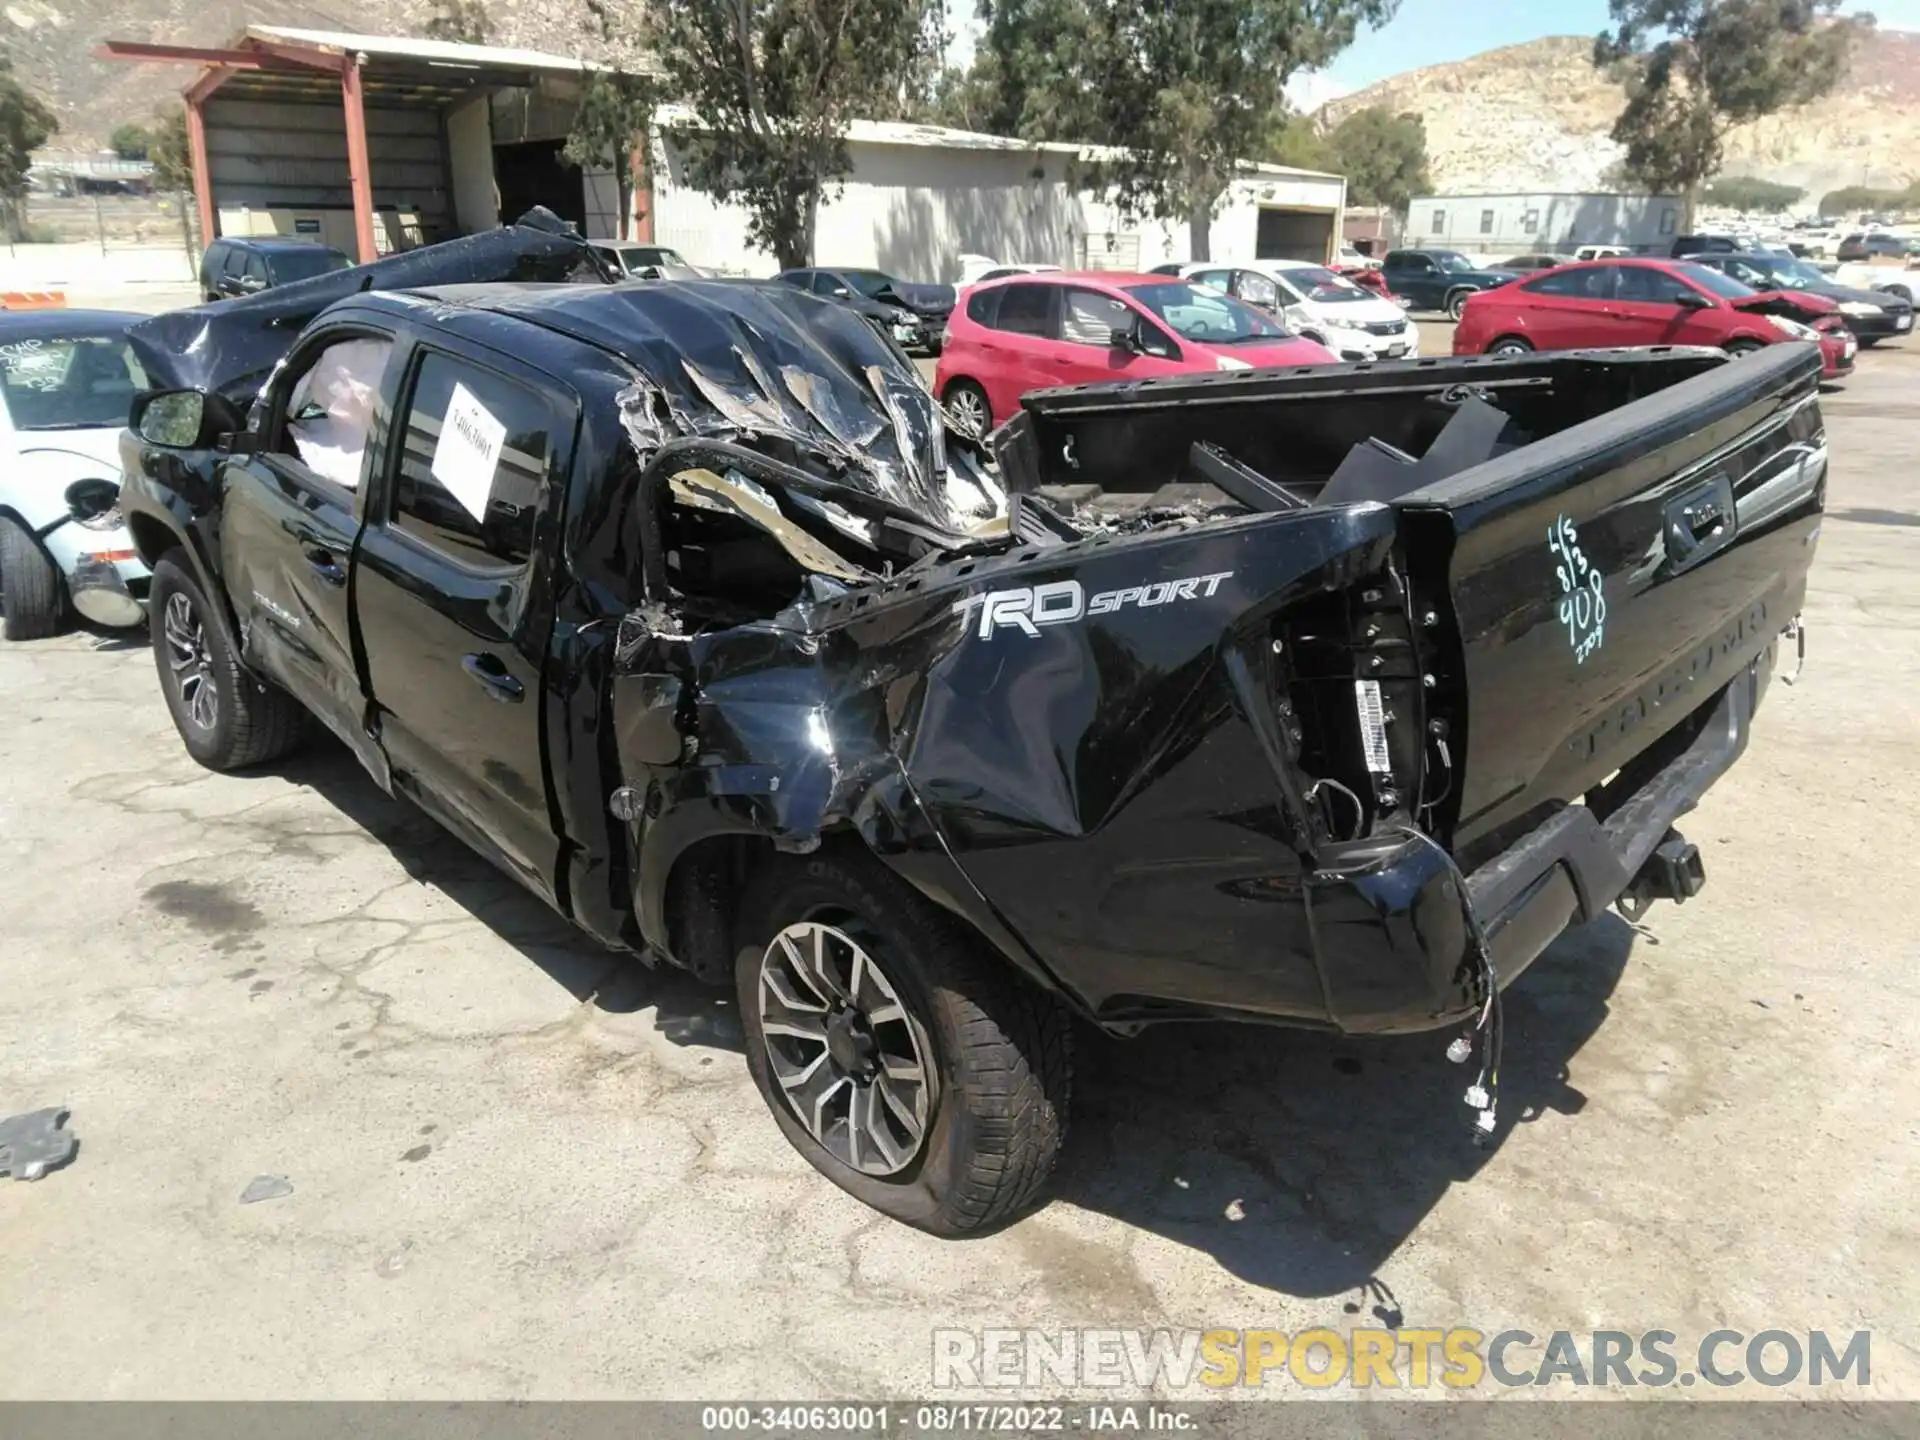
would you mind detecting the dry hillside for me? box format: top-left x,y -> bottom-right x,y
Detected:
2,0 -> 605,146
1321,32 -> 1920,198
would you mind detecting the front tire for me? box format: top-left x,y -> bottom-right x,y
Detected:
942,379 -> 992,440
1724,339 -> 1764,357
735,847 -> 1070,1236
149,554 -> 308,771
1446,289 -> 1473,322
0,516 -> 66,640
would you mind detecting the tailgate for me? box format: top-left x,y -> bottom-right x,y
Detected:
1398,343 -> 1826,857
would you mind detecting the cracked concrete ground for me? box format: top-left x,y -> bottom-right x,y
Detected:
1,339 -> 1916,1405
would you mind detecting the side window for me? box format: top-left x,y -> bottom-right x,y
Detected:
1058,288 -> 1132,346
964,287 -> 1001,326
279,334 -> 395,492
223,248 -> 249,279
811,272 -> 845,296
776,271 -> 808,288
1479,209 -> 1495,235
244,253 -> 268,286
1406,254 -> 1436,274
1190,268 -> 1233,292
1234,271 -> 1280,308
390,352 -> 558,570
1613,266 -> 1692,304
991,284 -> 1052,337
1522,268 -> 1605,298
1726,260 -> 1767,288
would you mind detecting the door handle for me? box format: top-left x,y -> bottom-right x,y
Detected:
302,546 -> 347,587
1664,472 -> 1737,571
461,652 -> 525,703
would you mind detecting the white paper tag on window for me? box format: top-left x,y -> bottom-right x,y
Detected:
1354,679 -> 1392,775
430,382 -> 507,522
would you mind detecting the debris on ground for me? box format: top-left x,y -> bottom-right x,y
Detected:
238,1174 -> 294,1204
0,1106 -> 78,1181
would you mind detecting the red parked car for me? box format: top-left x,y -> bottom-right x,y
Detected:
933,272 -> 1336,435
1453,257 -> 1856,378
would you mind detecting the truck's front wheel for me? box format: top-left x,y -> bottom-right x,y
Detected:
149,554 -> 308,771
735,849 -> 1070,1236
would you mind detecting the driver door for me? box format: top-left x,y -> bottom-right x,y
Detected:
1045,287 -> 1185,386
1607,265 -> 1724,345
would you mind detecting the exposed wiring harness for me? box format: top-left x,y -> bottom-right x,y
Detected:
1305,777 -> 1367,842
1396,825 -> 1504,1146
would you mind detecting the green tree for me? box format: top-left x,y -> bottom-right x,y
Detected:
1058,0 -> 1397,260
1594,0 -> 1871,228
1,49 -> 57,243
600,0 -> 942,269
1817,183 -> 1918,217
1261,112 -> 1332,173
109,123 -> 152,161
563,70 -> 656,241
423,0 -> 495,44
952,0 -> 1104,140
1702,175 -> 1805,211
1322,106 -> 1430,209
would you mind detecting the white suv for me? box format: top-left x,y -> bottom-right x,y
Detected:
1158,260 -> 1420,361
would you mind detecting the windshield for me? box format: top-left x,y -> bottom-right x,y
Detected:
1432,251 -> 1479,273
1283,265 -> 1371,303
0,333 -> 147,431
266,248 -> 352,283
620,246 -> 688,269
1123,282 -> 1288,343
1674,262 -> 1758,300
1752,259 -> 1828,290
842,270 -> 902,298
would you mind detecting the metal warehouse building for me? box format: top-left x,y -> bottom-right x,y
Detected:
101,26 -> 1348,280
1405,192 -> 1685,256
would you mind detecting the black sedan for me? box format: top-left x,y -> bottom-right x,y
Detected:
1690,252 -> 1914,345
774,268 -> 955,354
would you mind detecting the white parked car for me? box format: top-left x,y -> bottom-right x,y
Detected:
956,257 -> 1062,289
1156,260 -> 1420,361
0,310 -> 151,639
588,242 -> 706,280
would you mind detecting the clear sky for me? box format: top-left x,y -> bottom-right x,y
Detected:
1318,0 -> 1915,93
947,0 -> 1919,104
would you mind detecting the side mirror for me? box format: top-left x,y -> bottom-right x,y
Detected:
829,286 -> 851,299
1107,322 -> 1140,353
131,389 -> 234,449
238,275 -> 267,293
1674,290 -> 1713,310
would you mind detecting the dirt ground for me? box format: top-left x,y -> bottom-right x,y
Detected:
0,328 -> 1915,1406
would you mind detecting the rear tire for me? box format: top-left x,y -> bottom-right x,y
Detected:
735,846 -> 1070,1236
1724,339 -> 1764,357
0,516 -> 66,640
942,379 -> 992,440
149,554 -> 308,771
1446,289 -> 1473,322
1488,336 -> 1534,357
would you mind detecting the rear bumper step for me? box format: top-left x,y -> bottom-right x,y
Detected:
1308,649 -> 1770,1036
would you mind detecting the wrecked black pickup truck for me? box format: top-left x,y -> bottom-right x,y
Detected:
117,260 -> 1825,1234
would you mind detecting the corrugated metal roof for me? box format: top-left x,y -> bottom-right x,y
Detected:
242,25 -> 599,75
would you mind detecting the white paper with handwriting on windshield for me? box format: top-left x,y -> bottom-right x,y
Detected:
430,382 -> 507,522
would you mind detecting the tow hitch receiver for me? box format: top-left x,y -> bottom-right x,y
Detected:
1616,830 -> 1707,921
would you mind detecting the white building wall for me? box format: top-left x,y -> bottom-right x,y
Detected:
649,133 -> 1345,281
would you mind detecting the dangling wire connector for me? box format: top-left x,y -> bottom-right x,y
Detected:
1400,826 -> 1503,1145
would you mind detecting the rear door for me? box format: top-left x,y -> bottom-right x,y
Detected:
1514,266 -> 1614,349
1398,344 -> 1824,856
977,283 -> 1058,422
216,321 -> 398,766
353,339 -> 574,903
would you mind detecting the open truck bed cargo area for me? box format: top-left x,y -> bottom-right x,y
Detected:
119,265 -> 1822,1229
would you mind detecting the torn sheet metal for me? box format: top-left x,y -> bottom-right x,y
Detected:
669,467 -> 873,583
475,279 -> 987,533
126,208 -> 607,401
0,1106 -> 77,1180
